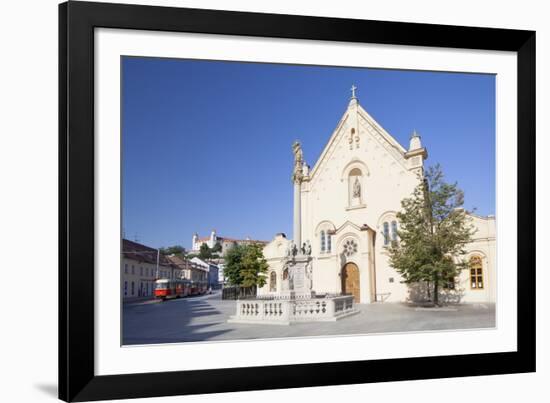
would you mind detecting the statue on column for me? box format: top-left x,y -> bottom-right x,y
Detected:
285,242 -> 293,259
291,242 -> 298,257
292,141 -> 304,183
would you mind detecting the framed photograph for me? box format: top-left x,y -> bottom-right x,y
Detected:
59,1 -> 535,401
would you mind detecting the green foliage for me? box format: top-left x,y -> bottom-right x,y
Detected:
224,243 -> 268,288
388,164 -> 475,305
159,245 -> 186,256
211,242 -> 222,253
199,243 -> 212,260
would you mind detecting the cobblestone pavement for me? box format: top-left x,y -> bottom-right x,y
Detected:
122,291 -> 496,345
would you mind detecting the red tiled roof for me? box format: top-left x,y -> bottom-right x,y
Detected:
122,239 -> 173,267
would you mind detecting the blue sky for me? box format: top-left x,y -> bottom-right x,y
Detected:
122,57 -> 495,249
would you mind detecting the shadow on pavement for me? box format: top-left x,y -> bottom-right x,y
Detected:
123,292 -> 233,345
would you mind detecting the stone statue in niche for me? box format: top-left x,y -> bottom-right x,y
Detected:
353,176 -> 361,198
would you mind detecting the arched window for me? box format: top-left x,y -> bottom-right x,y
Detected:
269,271 -> 277,292
327,232 -> 332,253
391,221 -> 398,242
469,256 -> 484,289
320,230 -> 326,253
383,222 -> 390,246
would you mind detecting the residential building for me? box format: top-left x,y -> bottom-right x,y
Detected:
122,239 -> 185,301
190,257 -> 220,289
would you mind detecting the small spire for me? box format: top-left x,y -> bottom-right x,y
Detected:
409,129 -> 422,151
350,84 -> 358,99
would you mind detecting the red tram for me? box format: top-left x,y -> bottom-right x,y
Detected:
154,278 -> 207,301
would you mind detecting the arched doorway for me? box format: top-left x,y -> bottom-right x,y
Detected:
342,262 -> 360,303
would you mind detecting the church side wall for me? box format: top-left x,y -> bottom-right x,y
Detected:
259,235 -> 291,296
458,216 -> 496,303
372,251 -> 409,302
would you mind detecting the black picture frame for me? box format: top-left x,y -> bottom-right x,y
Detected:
59,1 -> 536,401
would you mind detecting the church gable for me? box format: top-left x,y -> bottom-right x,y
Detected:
307,91 -> 415,188
357,105 -> 408,166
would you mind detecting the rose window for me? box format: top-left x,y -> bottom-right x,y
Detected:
343,239 -> 358,257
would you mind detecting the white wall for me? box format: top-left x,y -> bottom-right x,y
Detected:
0,1 -> 547,403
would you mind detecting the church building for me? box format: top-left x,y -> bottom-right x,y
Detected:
259,87 -> 496,304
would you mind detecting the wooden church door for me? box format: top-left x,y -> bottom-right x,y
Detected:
342,262 -> 360,303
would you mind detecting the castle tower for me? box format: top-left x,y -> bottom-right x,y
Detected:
209,230 -> 217,248
192,232 -> 198,250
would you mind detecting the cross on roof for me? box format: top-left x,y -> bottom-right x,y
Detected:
351,84 -> 357,99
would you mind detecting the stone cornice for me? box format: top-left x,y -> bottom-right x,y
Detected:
404,147 -> 428,160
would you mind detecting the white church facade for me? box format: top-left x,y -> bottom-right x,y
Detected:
258,88 -> 496,305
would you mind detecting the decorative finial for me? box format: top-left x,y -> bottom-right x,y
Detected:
350,84 -> 357,99
409,129 -> 422,151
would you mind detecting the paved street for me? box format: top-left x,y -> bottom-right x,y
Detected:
122,290 -> 495,345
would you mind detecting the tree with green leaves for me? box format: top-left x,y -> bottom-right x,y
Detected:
224,243 -> 268,288
198,243 -> 212,260
388,164 -> 476,306
159,245 -> 186,256
211,242 -> 222,253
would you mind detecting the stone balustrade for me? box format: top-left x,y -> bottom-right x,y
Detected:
228,295 -> 357,325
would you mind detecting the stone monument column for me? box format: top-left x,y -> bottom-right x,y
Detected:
291,141 -> 303,248
293,180 -> 301,248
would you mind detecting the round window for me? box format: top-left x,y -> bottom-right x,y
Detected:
343,239 -> 358,257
